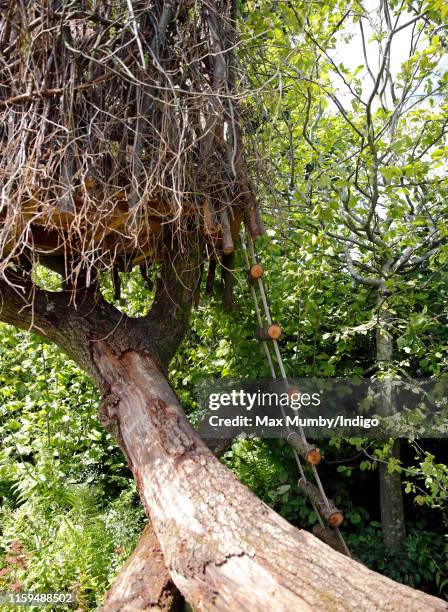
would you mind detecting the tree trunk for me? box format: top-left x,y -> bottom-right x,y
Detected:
376,285 -> 407,552
91,343 -> 445,611
379,440 -> 407,552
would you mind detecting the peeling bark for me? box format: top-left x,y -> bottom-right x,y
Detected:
101,441 -> 232,611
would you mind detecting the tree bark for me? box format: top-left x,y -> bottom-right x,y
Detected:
0,273 -> 446,610
101,440 -> 232,611
376,285 -> 407,551
379,440 -> 407,552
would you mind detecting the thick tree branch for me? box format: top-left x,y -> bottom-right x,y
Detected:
343,244 -> 383,287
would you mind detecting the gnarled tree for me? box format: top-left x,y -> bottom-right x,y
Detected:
0,1 -> 447,609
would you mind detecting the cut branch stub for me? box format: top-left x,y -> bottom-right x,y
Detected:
287,387 -> 322,464
287,386 -> 301,403
249,263 -> 264,279
298,478 -> 344,527
287,386 -> 322,466
287,432 -> 321,465
247,263 -> 264,287
247,264 -> 264,287
256,324 -> 282,341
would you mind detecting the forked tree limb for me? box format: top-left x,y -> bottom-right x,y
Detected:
101,523 -> 184,612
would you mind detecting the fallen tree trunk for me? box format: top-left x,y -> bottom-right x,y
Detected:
92,344 -> 447,611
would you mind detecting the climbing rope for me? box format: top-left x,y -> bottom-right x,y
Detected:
240,230 -> 352,557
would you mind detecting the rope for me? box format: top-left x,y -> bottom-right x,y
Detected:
241,230 -> 351,556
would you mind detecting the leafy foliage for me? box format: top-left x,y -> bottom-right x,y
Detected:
0,325 -> 145,609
